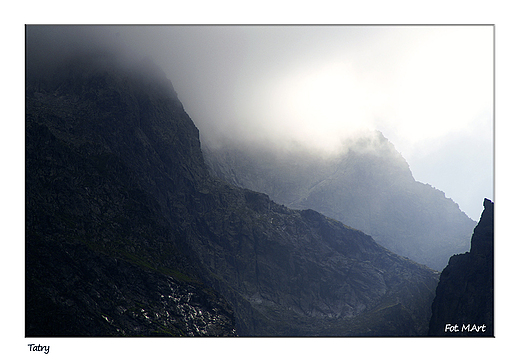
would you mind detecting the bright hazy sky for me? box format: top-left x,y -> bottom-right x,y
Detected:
115,25 -> 492,221
28,25 -> 494,221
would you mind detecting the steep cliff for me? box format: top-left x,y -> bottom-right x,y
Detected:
428,199 -> 494,336
25,54 -> 235,336
26,40 -> 439,336
203,136 -> 476,271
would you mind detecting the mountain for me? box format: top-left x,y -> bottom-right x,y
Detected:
26,44 -> 440,336
428,198 -> 494,336
26,53 -> 235,336
203,134 -> 476,271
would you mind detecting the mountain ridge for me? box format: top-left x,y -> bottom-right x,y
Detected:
202,133 -> 476,271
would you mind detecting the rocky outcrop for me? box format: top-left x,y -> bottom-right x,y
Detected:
26,238 -> 236,336
26,41 -> 440,336
189,188 -> 440,335
203,136 -> 476,271
428,199 -> 494,336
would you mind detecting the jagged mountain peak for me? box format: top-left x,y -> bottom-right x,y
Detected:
203,127 -> 475,271
471,198 -> 494,255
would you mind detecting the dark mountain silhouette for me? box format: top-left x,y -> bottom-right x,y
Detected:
203,135 -> 476,271
26,52 -> 235,336
26,47 -> 440,336
428,198 -> 494,336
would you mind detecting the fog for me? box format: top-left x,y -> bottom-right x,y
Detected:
26,25 -> 493,221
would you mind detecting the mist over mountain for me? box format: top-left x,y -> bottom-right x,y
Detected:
203,132 -> 476,271
24,25 -> 493,223
26,27 -> 442,336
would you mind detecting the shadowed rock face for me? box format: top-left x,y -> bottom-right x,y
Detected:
26,237 -> 236,337
428,199 -> 494,336
26,53 -> 234,337
26,49 -> 439,337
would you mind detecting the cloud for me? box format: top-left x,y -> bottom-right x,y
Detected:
25,25 -> 493,221
171,26 -> 493,160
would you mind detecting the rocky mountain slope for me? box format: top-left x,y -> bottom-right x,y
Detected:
203,135 -> 476,271
26,54 -> 235,336
26,41 -> 440,336
428,198 -> 494,336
